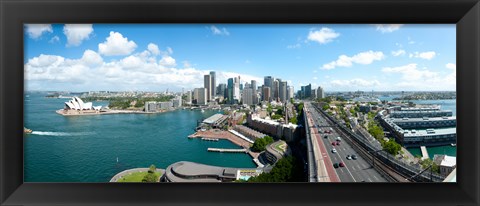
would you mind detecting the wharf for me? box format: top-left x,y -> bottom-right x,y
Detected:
420,146 -> 429,160
207,148 -> 247,153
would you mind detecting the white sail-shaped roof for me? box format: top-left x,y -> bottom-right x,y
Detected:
65,102 -> 76,110
83,102 -> 93,110
74,97 -> 85,110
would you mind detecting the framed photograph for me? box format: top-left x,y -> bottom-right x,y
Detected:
1,0 -> 479,205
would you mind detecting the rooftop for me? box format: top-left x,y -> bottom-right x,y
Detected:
203,114 -> 226,124
403,127 -> 456,137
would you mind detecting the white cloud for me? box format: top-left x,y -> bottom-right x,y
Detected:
330,78 -> 381,88
81,50 -> 103,66
98,31 -> 137,56
322,51 -> 385,70
63,24 -> 94,47
217,72 -> 262,85
25,24 -> 53,39
373,24 -> 403,33
409,51 -> 436,60
391,49 -> 406,56
147,43 -> 160,55
49,36 -> 60,44
159,56 -> 176,67
210,26 -> 230,36
446,63 -> 456,70
307,28 -> 340,44
382,63 -> 438,81
167,47 -> 173,54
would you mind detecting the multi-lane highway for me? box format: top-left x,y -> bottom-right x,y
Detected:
305,102 -> 388,182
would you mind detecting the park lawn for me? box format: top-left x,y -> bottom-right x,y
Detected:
118,171 -> 162,182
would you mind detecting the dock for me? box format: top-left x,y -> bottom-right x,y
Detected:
207,148 -> 247,153
420,146 -> 429,160
201,137 -> 219,141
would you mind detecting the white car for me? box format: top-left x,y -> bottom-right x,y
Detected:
336,137 -> 342,141
331,148 -> 337,153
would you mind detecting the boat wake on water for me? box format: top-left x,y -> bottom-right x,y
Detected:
31,131 -> 94,136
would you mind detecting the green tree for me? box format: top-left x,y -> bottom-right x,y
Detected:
247,156 -> 303,182
289,116 -> 298,124
322,104 -> 330,111
251,136 -> 274,152
382,139 -> 401,155
148,164 -> 156,173
272,114 -> 283,120
142,173 -> 157,182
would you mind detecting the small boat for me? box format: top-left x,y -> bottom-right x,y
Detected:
116,157 -> 119,163
451,143 -> 456,147
201,109 -> 205,113
24,127 -> 32,134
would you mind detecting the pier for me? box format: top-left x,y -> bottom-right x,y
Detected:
201,137 -> 219,141
420,146 -> 429,160
207,148 -> 247,153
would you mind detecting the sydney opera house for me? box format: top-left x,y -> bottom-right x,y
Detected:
56,97 -> 103,115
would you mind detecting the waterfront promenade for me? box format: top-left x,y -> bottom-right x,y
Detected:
56,109 -> 167,116
189,129 -> 261,164
110,168 -> 165,182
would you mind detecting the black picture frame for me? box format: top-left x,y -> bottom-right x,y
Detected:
1,0 -> 479,205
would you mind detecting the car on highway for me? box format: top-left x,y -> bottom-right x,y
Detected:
324,135 -> 328,138
336,137 -> 342,141
351,155 -> 357,160
333,163 -> 339,168
331,148 -> 337,153
346,155 -> 352,160
331,142 -> 336,146
339,162 -> 345,167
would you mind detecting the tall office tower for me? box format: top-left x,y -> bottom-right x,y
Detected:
197,88 -> 208,105
186,90 -> 192,105
233,77 -> 240,103
286,86 -> 293,101
279,81 -> 287,103
272,80 -> 279,102
204,74 -> 212,102
264,76 -> 274,88
317,86 -> 325,98
311,89 -> 317,99
210,71 -> 216,98
244,82 -> 250,89
240,83 -> 244,91
242,88 -> 254,105
262,86 -> 271,102
301,86 -> 306,99
227,78 -> 234,104
218,83 -> 226,98
251,80 -> 257,104
305,84 -> 312,98
193,88 -> 200,103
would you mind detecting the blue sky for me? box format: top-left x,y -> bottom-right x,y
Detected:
24,24 -> 456,92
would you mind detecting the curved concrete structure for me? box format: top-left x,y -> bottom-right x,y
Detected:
162,161 -> 261,182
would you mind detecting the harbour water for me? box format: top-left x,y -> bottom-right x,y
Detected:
24,92 -> 256,182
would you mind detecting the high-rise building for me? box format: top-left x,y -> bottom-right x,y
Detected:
204,74 -> 212,102
279,81 -> 287,103
218,83 -> 226,98
242,88 -> 254,105
227,78 -> 234,104
251,80 -> 257,104
193,88 -> 200,103
264,76 -> 274,88
287,86 -> 294,101
272,80 -> 279,101
210,71 -> 216,98
262,86 -> 271,102
301,86 -> 306,99
197,88 -> 208,105
311,89 -> 317,99
172,96 -> 182,108
305,84 -> 312,98
233,76 -> 240,103
317,86 -> 325,99
186,90 -> 192,105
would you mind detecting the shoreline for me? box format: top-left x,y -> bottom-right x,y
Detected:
56,109 -> 170,116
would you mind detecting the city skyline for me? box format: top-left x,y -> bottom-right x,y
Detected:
25,24 -> 456,92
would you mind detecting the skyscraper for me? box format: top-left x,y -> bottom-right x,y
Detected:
272,79 -> 279,102
287,86 -> 294,101
197,88 -> 208,105
227,78 -> 234,104
218,83 -> 226,98
262,86 -> 271,102
279,81 -> 287,103
186,90 -> 192,105
204,74 -> 212,102
233,76 -> 240,103
210,71 -> 216,98
264,76 -> 274,88
251,80 -> 257,104
242,88 -> 254,105
305,84 -> 312,98
317,86 -> 325,98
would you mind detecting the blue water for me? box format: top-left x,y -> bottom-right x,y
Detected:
24,92 -> 255,182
